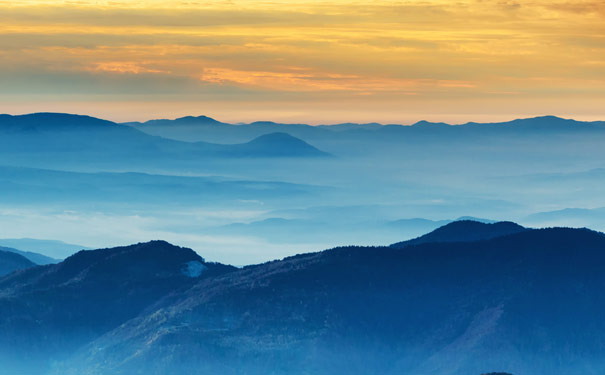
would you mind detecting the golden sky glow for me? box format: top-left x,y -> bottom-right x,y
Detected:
0,0 -> 603,123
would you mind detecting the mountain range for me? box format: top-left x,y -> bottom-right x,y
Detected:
2,221 -> 605,374
0,113 -> 329,166
3,112 -> 605,175
3,113 -> 604,162
124,114 -> 605,145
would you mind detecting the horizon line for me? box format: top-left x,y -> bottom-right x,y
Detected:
2,111 -> 602,127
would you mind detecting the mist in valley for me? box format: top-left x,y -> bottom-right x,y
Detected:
1,114 -> 604,264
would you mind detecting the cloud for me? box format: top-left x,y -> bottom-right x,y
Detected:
88,62 -> 166,74
543,1 -> 605,15
0,0 -> 603,122
0,206 -> 335,265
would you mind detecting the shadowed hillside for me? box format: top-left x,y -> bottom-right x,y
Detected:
390,220 -> 527,248
0,248 -> 35,276
0,241 -> 236,373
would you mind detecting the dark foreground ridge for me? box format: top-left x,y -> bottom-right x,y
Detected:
0,240 -> 236,373
390,219 -> 527,248
1,223 -> 605,374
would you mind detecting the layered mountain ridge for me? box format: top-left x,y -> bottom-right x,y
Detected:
0,113 -> 330,162
0,245 -> 57,266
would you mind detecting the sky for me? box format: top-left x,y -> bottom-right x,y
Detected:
0,0 -> 603,124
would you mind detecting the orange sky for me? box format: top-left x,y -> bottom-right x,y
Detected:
0,0 -> 603,123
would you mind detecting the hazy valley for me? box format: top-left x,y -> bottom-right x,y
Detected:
1,113 -> 605,374
1,113 -> 605,264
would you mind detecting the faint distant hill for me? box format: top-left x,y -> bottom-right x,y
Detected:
523,207 -> 605,229
0,245 -> 58,265
386,217 -> 451,230
410,115 -> 605,133
462,115 -> 604,131
204,216 -> 496,248
0,165 -> 324,207
391,220 -> 527,248
124,115 -> 226,127
228,132 -> 330,157
0,238 -> 89,260
0,248 -> 36,276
